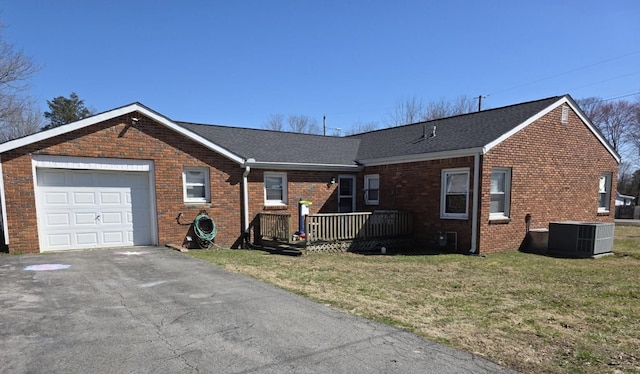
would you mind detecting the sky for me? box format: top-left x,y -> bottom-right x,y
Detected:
2,1 -> 640,134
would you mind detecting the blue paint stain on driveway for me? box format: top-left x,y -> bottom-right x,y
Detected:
24,264 -> 71,271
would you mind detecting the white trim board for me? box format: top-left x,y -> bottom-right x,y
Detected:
0,103 -> 246,165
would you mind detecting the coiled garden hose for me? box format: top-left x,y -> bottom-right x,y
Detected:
193,213 -> 217,248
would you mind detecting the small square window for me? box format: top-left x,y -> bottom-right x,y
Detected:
364,174 -> 379,205
264,172 -> 287,206
183,168 -> 210,203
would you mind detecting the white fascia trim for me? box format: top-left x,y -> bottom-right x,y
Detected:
246,161 -> 362,172
0,103 -> 246,165
483,97 -> 621,163
0,105 -> 141,153
359,148 -> 483,167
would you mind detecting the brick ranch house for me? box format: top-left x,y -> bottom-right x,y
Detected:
0,94 -> 619,254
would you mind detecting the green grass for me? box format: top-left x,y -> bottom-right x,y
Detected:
189,225 -> 640,374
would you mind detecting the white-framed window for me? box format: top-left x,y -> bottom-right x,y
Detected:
490,168 -> 511,219
441,168 -> 469,219
598,172 -> 612,212
364,174 -> 380,205
183,167 -> 210,203
264,172 -> 287,206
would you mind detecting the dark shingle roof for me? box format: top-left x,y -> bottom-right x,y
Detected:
350,96 -> 562,161
177,122 -> 361,166
175,96 -> 565,166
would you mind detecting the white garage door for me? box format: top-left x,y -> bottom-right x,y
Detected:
36,168 -> 154,251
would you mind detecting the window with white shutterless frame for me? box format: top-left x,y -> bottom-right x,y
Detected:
490,168 -> 511,219
598,172 -> 612,212
441,168 -> 470,219
183,167 -> 210,203
364,174 -> 380,205
264,172 -> 287,206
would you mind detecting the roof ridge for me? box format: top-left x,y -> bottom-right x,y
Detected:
347,95 -> 564,137
177,120 -> 346,138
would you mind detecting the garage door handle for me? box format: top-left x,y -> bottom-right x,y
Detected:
95,215 -> 101,221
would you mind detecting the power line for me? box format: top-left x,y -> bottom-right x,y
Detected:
565,71 -> 640,92
489,49 -> 640,97
597,90 -> 640,103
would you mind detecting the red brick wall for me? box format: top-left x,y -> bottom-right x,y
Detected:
1,113 -> 245,253
479,104 -> 618,253
361,157 -> 475,251
245,170 -> 342,239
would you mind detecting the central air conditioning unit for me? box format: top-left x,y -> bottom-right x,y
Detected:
547,221 -> 614,258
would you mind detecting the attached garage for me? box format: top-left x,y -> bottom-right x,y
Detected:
32,156 -> 157,251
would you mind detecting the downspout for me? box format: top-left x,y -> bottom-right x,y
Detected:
470,153 -> 480,254
242,165 -> 251,234
242,158 -> 255,242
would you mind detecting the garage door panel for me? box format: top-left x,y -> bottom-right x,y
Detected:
102,231 -> 125,244
36,169 -> 154,251
74,212 -> 99,225
73,192 -> 96,205
76,232 -> 99,245
45,192 -> 69,205
100,191 -> 123,205
46,213 -> 70,226
102,212 -> 123,224
48,233 -> 72,247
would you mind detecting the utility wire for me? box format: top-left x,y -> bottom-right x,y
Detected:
489,49 -> 640,97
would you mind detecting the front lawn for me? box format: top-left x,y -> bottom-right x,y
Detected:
189,225 -> 640,374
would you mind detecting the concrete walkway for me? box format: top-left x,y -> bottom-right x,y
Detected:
0,247 -> 515,373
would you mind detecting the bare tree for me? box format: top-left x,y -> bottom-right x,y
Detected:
346,121 -> 379,135
387,95 -> 477,126
262,113 -> 285,131
576,97 -> 601,123
578,97 -> 640,167
387,95 -> 425,127
0,22 -> 41,142
629,97 -> 640,158
262,114 -> 321,134
579,98 -> 636,153
288,115 -> 320,134
0,97 -> 42,142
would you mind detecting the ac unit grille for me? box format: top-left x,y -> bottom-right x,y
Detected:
548,222 -> 614,258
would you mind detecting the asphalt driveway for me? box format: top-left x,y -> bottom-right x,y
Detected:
0,247 -> 515,373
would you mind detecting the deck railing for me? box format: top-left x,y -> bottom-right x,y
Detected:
258,213 -> 291,242
305,211 -> 412,243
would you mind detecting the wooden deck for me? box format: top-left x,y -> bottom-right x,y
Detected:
256,211 -> 413,253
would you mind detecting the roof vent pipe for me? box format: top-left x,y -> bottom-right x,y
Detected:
431,125 -> 436,138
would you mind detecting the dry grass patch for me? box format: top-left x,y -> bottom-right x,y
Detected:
190,225 -> 640,373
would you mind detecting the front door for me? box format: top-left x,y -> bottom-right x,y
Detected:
338,175 -> 356,212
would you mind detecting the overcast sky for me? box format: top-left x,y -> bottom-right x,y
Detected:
3,0 -> 639,133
